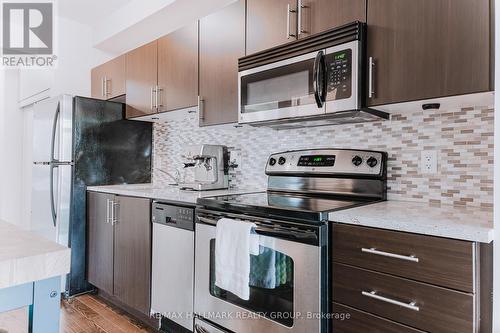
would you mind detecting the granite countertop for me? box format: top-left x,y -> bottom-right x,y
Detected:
86,183 -> 264,205
329,200 -> 494,243
0,220 -> 71,289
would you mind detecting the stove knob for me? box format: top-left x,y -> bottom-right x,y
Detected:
269,157 -> 277,166
352,155 -> 363,166
367,156 -> 378,168
278,157 -> 286,165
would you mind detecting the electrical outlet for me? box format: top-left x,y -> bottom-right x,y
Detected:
230,151 -> 242,168
421,150 -> 438,174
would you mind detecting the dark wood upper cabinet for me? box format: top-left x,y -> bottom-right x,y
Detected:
157,22 -> 199,112
91,55 -> 126,100
246,0 -> 296,54
366,0 -> 491,106
298,0 -> 366,39
87,192 -> 114,296
199,0 -> 246,126
125,40 -> 158,118
91,64 -> 106,100
246,0 -> 366,54
113,196 -> 151,315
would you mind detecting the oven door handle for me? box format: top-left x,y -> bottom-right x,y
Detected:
198,216 -> 317,241
255,227 -> 318,241
313,50 -> 327,108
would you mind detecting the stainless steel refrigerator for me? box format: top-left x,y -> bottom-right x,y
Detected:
31,95 -> 152,297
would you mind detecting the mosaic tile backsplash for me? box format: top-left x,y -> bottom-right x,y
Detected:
153,105 -> 494,208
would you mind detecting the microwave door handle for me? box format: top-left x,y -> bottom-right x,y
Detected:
320,54 -> 327,103
313,50 -> 326,108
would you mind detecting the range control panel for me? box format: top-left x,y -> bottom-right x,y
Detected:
297,155 -> 336,167
152,202 -> 194,231
266,149 -> 385,176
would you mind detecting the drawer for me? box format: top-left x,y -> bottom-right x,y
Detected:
332,223 -> 475,292
333,263 -> 474,333
332,303 -> 425,333
194,318 -> 227,333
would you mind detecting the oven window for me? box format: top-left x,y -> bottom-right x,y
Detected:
240,58 -> 317,114
209,239 -> 294,327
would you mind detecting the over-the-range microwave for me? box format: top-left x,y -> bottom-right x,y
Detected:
238,22 -> 388,129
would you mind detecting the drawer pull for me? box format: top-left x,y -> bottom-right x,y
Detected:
362,290 -> 420,312
361,247 -> 419,263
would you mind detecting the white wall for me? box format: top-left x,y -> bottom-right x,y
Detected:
0,69 -> 25,227
50,17 -> 116,96
19,16 -> 116,103
93,0 -> 236,54
0,16 -> 118,228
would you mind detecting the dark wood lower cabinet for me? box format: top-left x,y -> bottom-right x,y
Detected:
332,223 -> 475,292
87,192 -> 114,295
113,196 -> 151,315
332,303 -> 425,333
333,263 -> 474,333
331,223 -> 493,333
86,192 -> 151,316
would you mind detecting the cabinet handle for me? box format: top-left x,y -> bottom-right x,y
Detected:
103,76 -> 108,96
111,201 -> 120,225
101,77 -> 105,97
362,290 -> 420,312
109,199 -> 114,224
198,95 -> 205,121
106,199 -> 111,223
156,85 -> 163,109
361,247 -> 419,262
368,56 -> 375,98
297,0 -> 307,35
286,3 -> 297,39
151,86 -> 156,110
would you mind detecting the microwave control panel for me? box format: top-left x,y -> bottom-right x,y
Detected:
326,49 -> 352,100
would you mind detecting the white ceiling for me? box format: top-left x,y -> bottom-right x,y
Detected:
58,0 -> 135,25
57,0 -> 236,54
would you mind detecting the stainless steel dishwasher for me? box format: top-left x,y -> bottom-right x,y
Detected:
151,201 -> 195,333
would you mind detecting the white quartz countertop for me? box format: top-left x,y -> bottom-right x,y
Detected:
86,183 -> 264,205
329,200 -> 494,243
0,220 -> 71,289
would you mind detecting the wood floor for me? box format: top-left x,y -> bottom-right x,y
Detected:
0,294 -> 157,333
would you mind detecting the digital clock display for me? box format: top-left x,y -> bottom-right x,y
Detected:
298,155 -> 335,167
334,52 -> 346,60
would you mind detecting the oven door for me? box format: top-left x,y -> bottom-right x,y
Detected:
238,50 -> 326,124
194,212 -> 323,333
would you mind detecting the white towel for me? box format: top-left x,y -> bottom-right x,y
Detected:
215,218 -> 259,300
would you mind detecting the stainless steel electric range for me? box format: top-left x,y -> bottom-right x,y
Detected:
194,149 -> 387,333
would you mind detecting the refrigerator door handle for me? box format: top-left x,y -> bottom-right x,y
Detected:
50,164 -> 58,227
51,103 -> 61,164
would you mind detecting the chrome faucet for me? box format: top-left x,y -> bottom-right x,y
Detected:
155,168 -> 182,185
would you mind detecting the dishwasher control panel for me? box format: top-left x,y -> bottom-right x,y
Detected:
152,202 -> 194,231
